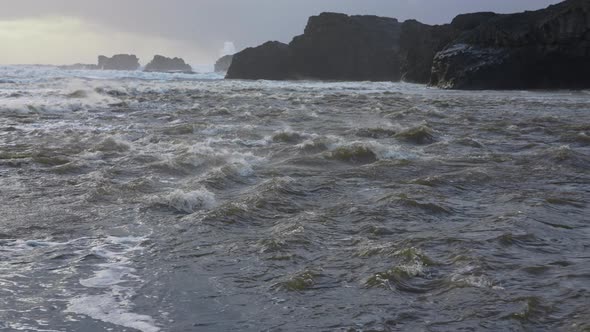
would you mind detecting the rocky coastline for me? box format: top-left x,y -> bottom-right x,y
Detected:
226,0 -> 590,90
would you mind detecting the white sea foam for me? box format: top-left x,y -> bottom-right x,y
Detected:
0,65 -> 222,84
154,188 -> 217,213
1,235 -> 159,331
450,265 -> 503,290
67,294 -> 159,332
66,236 -> 160,332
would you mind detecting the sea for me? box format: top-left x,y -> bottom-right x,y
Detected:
0,65 -> 589,331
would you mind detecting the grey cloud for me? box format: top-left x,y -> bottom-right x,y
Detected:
2,0 -> 562,61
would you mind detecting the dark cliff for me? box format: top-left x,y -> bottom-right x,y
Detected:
399,21 -> 459,83
226,13 -> 402,81
399,13 -> 498,83
225,1 -> 588,90
288,13 -> 402,81
431,0 -> 590,89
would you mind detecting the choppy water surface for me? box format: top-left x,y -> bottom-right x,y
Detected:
0,65 -> 589,331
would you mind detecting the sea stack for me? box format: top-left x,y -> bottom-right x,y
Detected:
97,54 -> 140,70
144,55 -> 192,73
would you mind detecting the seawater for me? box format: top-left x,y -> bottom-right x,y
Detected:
0,65 -> 589,331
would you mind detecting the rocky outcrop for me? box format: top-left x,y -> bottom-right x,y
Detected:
214,55 -> 234,72
288,13 -> 402,81
399,13 -> 498,83
98,54 -> 140,71
225,1 -> 588,89
226,13 -> 402,81
144,55 -> 192,73
226,41 -> 291,80
431,0 -> 590,89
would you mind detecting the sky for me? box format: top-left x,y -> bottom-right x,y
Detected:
0,0 -> 562,65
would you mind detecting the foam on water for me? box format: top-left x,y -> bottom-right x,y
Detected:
66,236 -> 160,332
0,235 -> 160,331
152,188 -> 217,213
66,295 -> 159,332
0,65 -> 223,84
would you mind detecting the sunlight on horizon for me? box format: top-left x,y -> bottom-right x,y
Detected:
0,16 -> 211,65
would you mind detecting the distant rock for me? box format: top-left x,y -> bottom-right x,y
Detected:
58,63 -> 99,70
214,55 -> 233,72
226,41 -> 292,80
431,0 -> 590,89
399,13 -> 497,83
288,13 -> 402,81
144,55 -> 192,73
98,54 -> 140,71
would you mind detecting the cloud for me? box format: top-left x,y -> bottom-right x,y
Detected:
0,0 -> 563,65
220,42 -> 236,57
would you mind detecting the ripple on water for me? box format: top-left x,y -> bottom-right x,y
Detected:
2,66 -> 590,331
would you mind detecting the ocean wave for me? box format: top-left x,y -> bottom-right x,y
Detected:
151,188 -> 216,214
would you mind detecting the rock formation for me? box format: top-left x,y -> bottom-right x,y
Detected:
398,13 -> 498,83
226,12 -> 495,83
226,13 -> 403,81
225,0 -> 589,90
431,0 -> 590,89
144,55 -> 192,73
226,41 -> 292,80
398,21 -> 459,84
214,55 -> 234,72
98,54 -> 140,71
288,13 -> 402,81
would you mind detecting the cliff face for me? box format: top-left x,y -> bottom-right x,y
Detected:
98,54 -> 140,71
144,55 -> 192,73
214,55 -> 234,72
399,21 -> 459,83
399,13 -> 498,84
225,1 -> 588,89
225,41 -> 292,80
226,13 -> 402,81
288,13 -> 402,81
431,0 -> 590,89
226,11 -> 496,83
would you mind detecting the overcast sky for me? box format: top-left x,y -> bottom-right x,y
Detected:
0,0 -> 561,65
